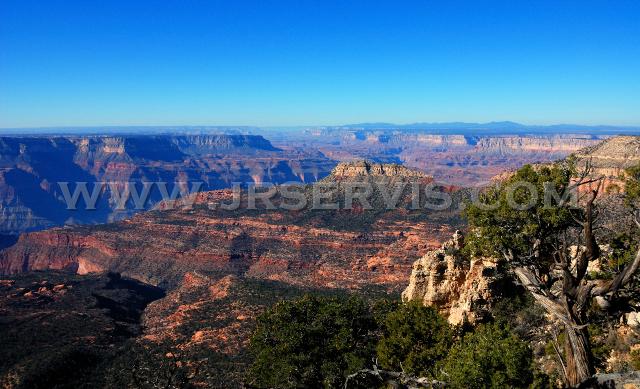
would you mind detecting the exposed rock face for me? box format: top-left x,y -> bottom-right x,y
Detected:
573,136 -> 640,193
0,135 -> 335,234
575,136 -> 640,170
402,231 -> 505,325
302,129 -> 604,185
489,136 -> 640,196
330,161 -> 430,179
0,132 -> 606,234
593,371 -> 640,388
142,272 -> 245,353
0,177 -> 459,290
474,135 -> 598,154
136,272 -> 349,386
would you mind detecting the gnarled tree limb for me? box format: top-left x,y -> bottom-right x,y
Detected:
344,365 -> 446,389
592,246 -> 640,297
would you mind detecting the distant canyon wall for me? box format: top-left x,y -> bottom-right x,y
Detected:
302,130 -> 605,185
0,135 -> 334,235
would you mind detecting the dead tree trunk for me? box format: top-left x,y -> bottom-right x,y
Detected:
564,324 -> 593,387
512,266 -> 595,387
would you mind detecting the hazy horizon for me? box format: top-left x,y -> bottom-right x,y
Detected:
3,120 -> 640,132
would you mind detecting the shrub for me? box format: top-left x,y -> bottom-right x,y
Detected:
247,294 -> 376,388
631,348 -> 640,370
439,322 -> 534,389
376,301 -> 452,377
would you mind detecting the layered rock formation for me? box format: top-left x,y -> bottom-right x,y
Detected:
330,160 -> 429,179
300,129 -> 605,185
575,135 -> 640,169
0,131 -> 609,235
0,162 -> 460,290
0,270 -> 310,388
0,135 -> 335,235
402,231 -> 506,325
573,135 -> 640,192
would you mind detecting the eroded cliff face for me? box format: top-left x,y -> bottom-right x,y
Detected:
488,136 -> 640,195
0,230 -> 103,274
303,131 -> 605,186
0,205 -> 450,289
572,136 -> 640,193
0,162 -> 460,290
473,135 -> 598,153
575,136 -> 640,169
0,135 -> 336,234
330,160 -> 429,179
0,132 -> 609,234
402,231 -> 506,325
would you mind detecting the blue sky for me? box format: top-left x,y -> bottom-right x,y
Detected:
1,0 -> 639,128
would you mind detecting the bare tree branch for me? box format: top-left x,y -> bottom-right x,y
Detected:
344,365 -> 446,389
593,246 -> 640,296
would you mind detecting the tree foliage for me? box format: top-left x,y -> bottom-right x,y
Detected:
376,301 -> 452,377
464,160 -> 640,386
247,294 -> 377,388
439,323 -> 534,389
248,295 -> 547,389
625,163 -> 640,205
464,162 -> 578,262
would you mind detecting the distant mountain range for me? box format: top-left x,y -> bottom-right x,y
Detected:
2,122 -> 640,136
338,121 -> 640,135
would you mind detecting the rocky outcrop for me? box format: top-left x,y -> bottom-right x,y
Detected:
402,231 -> 506,325
592,371 -> 640,388
301,128 -> 608,185
474,135 -> 599,154
575,136 -> 640,170
1,132 -> 609,234
572,136 -> 640,193
329,161 -> 429,179
171,134 -> 278,154
488,136 -> 640,196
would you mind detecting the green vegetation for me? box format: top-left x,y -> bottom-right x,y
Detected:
439,323 -> 534,389
631,348 -> 640,371
376,302 -> 452,376
625,163 -> 640,205
462,161 -> 590,385
464,162 -> 576,260
248,295 -> 541,389
248,295 -> 377,388
463,160 -> 640,386
602,233 -> 639,276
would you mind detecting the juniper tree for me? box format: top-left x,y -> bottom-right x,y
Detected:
465,160 -> 640,387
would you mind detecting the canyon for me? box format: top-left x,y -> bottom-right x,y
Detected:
0,161 -> 461,387
1,133 -> 639,388
0,162 -> 460,290
0,131 -> 606,238
2,135 -> 636,293
0,134 -> 334,236
298,129 -> 606,185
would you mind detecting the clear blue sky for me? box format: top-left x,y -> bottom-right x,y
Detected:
1,0 -> 639,128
